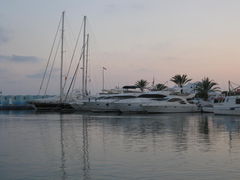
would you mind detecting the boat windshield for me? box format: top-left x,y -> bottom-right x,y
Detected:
96,95 -> 136,100
168,98 -> 187,104
151,98 -> 168,101
187,100 -> 194,104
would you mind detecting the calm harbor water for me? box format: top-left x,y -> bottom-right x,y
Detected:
0,111 -> 240,180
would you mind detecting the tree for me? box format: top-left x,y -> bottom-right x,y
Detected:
170,74 -> 192,88
195,77 -> 220,101
170,74 -> 192,93
135,79 -> 149,92
155,83 -> 167,91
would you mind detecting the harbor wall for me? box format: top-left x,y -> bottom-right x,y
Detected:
0,95 -> 53,110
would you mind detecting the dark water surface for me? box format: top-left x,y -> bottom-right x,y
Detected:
0,111 -> 240,180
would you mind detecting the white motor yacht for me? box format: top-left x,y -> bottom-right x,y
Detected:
70,93 -> 140,112
142,95 -> 199,113
214,96 -> 240,115
114,91 -> 170,113
70,85 -> 143,112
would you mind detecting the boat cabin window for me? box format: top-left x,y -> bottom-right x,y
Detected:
152,98 -> 168,101
168,98 -> 183,102
114,96 -> 136,99
187,100 -> 194,104
168,98 -> 187,104
236,98 -> 240,104
97,95 -> 136,100
179,100 -> 186,104
138,94 -> 166,98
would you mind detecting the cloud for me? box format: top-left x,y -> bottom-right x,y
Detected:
0,27 -> 9,45
26,72 -> 43,79
0,54 -> 42,63
129,3 -> 145,10
26,68 -> 60,79
164,56 -> 178,61
0,67 -> 8,78
104,1 -> 145,14
136,68 -> 153,73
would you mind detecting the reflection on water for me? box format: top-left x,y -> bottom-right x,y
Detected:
59,114 -> 91,180
82,116 -> 90,180
60,114 -> 66,180
1,112 -> 240,180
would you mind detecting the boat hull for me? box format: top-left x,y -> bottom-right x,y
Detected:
143,105 -> 199,113
30,102 -> 74,111
71,101 -> 120,112
214,107 -> 240,115
115,103 -> 146,113
201,107 -> 214,113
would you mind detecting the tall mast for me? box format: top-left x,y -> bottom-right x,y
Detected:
85,34 -> 89,95
228,80 -> 231,93
102,68 -> 104,91
82,16 -> 87,97
60,11 -> 65,103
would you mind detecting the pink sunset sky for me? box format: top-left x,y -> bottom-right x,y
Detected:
1,0 -> 240,94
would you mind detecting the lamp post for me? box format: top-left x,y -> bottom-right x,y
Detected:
102,67 -> 107,91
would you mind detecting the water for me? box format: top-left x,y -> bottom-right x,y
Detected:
0,112 -> 240,180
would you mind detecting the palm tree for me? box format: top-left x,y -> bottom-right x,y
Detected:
195,77 -> 220,101
155,83 -> 167,91
135,79 -> 149,92
170,74 -> 192,88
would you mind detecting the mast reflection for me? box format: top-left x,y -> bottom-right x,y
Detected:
82,115 -> 90,180
60,113 -> 66,180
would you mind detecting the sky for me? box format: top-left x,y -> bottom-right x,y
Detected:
1,0 -> 240,95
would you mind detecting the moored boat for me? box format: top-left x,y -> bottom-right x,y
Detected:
142,95 -> 200,113
114,91 -> 169,113
70,93 -> 140,112
214,96 -> 240,115
29,96 -> 74,111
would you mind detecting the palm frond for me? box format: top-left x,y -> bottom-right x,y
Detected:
135,79 -> 149,92
170,74 -> 191,88
195,77 -> 220,100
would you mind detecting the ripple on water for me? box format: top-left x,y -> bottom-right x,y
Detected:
1,112 -> 240,180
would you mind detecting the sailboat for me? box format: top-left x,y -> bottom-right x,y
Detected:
30,12 -> 89,111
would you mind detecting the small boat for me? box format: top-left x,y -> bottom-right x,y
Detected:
214,96 -> 240,115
